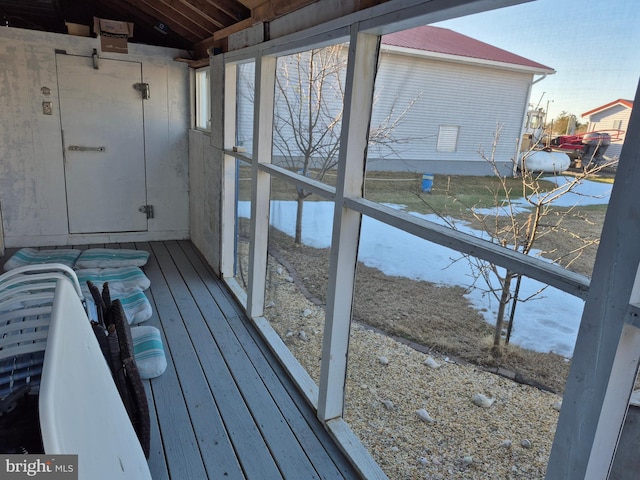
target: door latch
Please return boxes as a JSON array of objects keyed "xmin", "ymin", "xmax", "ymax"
[
  {"xmin": 68, "ymin": 145, "xmax": 106, "ymax": 152},
  {"xmin": 133, "ymin": 82, "xmax": 150, "ymax": 100},
  {"xmin": 139, "ymin": 205, "xmax": 154, "ymax": 219}
]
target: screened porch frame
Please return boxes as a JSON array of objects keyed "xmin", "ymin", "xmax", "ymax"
[{"xmin": 204, "ymin": 1, "xmax": 640, "ymax": 478}]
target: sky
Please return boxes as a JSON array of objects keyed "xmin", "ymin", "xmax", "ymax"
[
  {"xmin": 239, "ymin": 178, "xmax": 612, "ymax": 358},
  {"xmin": 433, "ymin": 0, "xmax": 640, "ymax": 122}
]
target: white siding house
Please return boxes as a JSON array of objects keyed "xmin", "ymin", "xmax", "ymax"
[
  {"xmin": 369, "ymin": 26, "xmax": 555, "ymax": 175},
  {"xmin": 0, "ymin": 27, "xmax": 190, "ymax": 249},
  {"xmin": 236, "ymin": 26, "xmax": 554, "ymax": 177},
  {"xmin": 582, "ymin": 99, "xmax": 634, "ymax": 159}
]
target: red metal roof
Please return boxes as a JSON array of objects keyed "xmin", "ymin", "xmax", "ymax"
[
  {"xmin": 381, "ymin": 25, "xmax": 554, "ymax": 72},
  {"xmin": 582, "ymin": 99, "xmax": 634, "ymax": 117}
]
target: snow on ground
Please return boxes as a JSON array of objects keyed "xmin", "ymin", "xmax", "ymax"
[
  {"xmin": 473, "ymin": 175, "xmax": 613, "ymax": 216},
  {"xmin": 238, "ymin": 178, "xmax": 612, "ymax": 358}
]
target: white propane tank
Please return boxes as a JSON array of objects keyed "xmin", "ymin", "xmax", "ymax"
[{"xmin": 518, "ymin": 150, "xmax": 570, "ymax": 173}]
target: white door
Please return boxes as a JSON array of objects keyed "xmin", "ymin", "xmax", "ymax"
[{"xmin": 57, "ymin": 54, "xmax": 148, "ymax": 234}]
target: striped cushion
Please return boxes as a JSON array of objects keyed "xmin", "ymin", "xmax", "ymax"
[
  {"xmin": 114, "ymin": 290, "xmax": 152, "ymax": 324},
  {"xmin": 75, "ymin": 249, "xmax": 150, "ymax": 269},
  {"xmin": 3, "ymin": 248, "xmax": 81, "ymax": 271},
  {"xmin": 76, "ymin": 267, "xmax": 151, "ymax": 294},
  {"xmin": 85, "ymin": 290, "xmax": 152, "ymax": 325},
  {"xmin": 131, "ymin": 326, "xmax": 166, "ymax": 379}
]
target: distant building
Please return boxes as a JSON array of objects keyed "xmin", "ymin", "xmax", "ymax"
[{"xmin": 582, "ymin": 99, "xmax": 634, "ymax": 159}]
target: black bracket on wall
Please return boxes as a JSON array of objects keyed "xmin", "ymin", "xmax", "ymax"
[{"xmin": 133, "ymin": 83, "xmax": 150, "ymax": 100}]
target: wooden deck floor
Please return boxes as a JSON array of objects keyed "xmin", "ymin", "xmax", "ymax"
[{"xmin": 1, "ymin": 240, "xmax": 360, "ymax": 480}]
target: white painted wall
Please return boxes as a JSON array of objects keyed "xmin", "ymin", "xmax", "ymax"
[
  {"xmin": 585, "ymin": 104, "xmax": 632, "ymax": 159},
  {"xmin": 188, "ymin": 129, "xmax": 221, "ymax": 271},
  {"xmin": 0, "ymin": 27, "xmax": 190, "ymax": 247}
]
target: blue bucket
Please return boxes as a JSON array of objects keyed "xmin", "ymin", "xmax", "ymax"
[{"xmin": 421, "ymin": 174, "xmax": 434, "ymax": 193}]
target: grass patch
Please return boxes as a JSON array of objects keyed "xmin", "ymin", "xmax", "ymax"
[
  {"xmin": 366, "ymin": 172, "xmax": 561, "ymax": 216},
  {"xmin": 266, "ymin": 170, "xmax": 563, "ymax": 217}
]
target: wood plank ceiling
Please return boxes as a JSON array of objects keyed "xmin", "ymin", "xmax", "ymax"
[{"xmin": 0, "ymin": 0, "xmax": 388, "ymax": 61}]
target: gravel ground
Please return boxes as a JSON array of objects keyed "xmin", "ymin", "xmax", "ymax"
[{"xmin": 262, "ymin": 259, "xmax": 562, "ymax": 480}]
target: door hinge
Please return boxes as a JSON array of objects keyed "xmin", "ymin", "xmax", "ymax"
[
  {"xmin": 139, "ymin": 205, "xmax": 154, "ymax": 219},
  {"xmin": 133, "ymin": 82, "xmax": 150, "ymax": 100}
]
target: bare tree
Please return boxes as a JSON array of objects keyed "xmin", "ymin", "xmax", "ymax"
[
  {"xmin": 272, "ymin": 45, "xmax": 421, "ymax": 244},
  {"xmin": 273, "ymin": 46, "xmax": 346, "ymax": 244},
  {"xmin": 237, "ymin": 46, "xmax": 421, "ymax": 244},
  {"xmin": 484, "ymin": 126, "xmax": 614, "ymax": 353},
  {"xmin": 432, "ymin": 124, "xmax": 614, "ymax": 354}
]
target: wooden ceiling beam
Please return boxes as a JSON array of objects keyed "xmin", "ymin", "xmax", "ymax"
[
  {"xmin": 176, "ymin": 0, "xmax": 236, "ymax": 30},
  {"xmin": 192, "ymin": 16, "xmax": 254, "ymax": 57},
  {"xmin": 97, "ymin": 0, "xmax": 147, "ymax": 20},
  {"xmin": 251, "ymin": 0, "xmax": 319, "ymax": 22},
  {"xmin": 96, "ymin": 0, "xmax": 194, "ymax": 48},
  {"xmin": 236, "ymin": 0, "xmax": 268, "ymax": 9},
  {"xmin": 122, "ymin": 0, "xmax": 211, "ymax": 41},
  {"xmin": 359, "ymin": 0, "xmax": 392, "ymax": 8},
  {"xmin": 117, "ymin": 0, "xmax": 204, "ymax": 42},
  {"xmin": 115, "ymin": 0, "xmax": 391, "ymax": 60},
  {"xmin": 191, "ymin": 0, "xmax": 320, "ymax": 56},
  {"xmin": 153, "ymin": 0, "xmax": 220, "ymax": 34},
  {"xmin": 199, "ymin": 0, "xmax": 250, "ymax": 23},
  {"xmin": 251, "ymin": 0, "xmax": 390, "ymax": 22},
  {"xmin": 191, "ymin": 0, "xmax": 383, "ymax": 58}
]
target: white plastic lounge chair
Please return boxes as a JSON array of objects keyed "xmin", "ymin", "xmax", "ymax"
[
  {"xmin": 0, "ymin": 264, "xmax": 84, "ymax": 398},
  {"xmin": 39, "ymin": 277, "xmax": 151, "ymax": 479}
]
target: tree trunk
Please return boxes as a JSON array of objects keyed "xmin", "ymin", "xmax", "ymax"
[
  {"xmin": 493, "ymin": 271, "xmax": 514, "ymax": 353},
  {"xmin": 505, "ymin": 274, "xmax": 523, "ymax": 345},
  {"xmin": 295, "ymin": 191, "xmax": 304, "ymax": 244}
]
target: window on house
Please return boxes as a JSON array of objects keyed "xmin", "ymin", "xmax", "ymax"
[
  {"xmin": 436, "ymin": 125, "xmax": 459, "ymax": 152},
  {"xmin": 195, "ymin": 67, "xmax": 210, "ymax": 131},
  {"xmin": 613, "ymin": 119, "xmax": 623, "ymax": 131}
]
